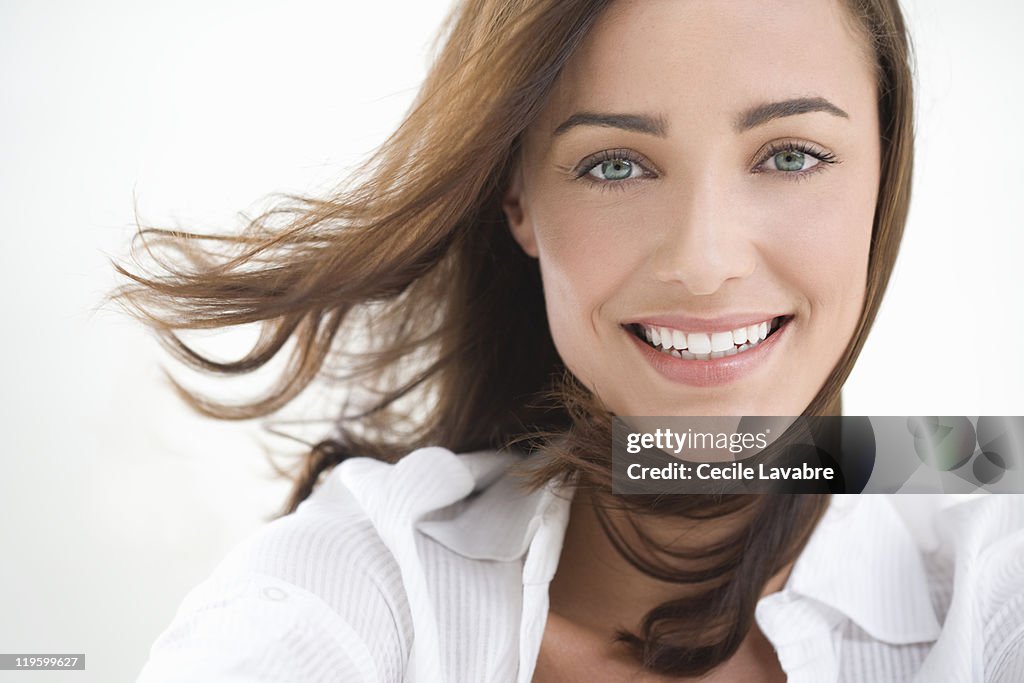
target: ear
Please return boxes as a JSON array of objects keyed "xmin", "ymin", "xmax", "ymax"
[{"xmin": 501, "ymin": 165, "xmax": 539, "ymax": 258}]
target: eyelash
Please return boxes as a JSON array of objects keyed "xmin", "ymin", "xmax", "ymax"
[
  {"xmin": 751, "ymin": 140, "xmax": 839, "ymax": 179},
  {"xmin": 573, "ymin": 140, "xmax": 840, "ymax": 191},
  {"xmin": 573, "ymin": 148, "xmax": 657, "ymax": 191}
]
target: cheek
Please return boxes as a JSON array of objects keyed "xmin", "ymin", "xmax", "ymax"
[
  {"xmin": 529, "ymin": 194, "xmax": 652, "ymax": 369},
  {"xmin": 775, "ymin": 207, "xmax": 868, "ymax": 293},
  {"xmin": 759, "ymin": 177, "xmax": 875, "ymax": 356}
]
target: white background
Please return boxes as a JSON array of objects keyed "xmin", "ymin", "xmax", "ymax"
[{"xmin": 0, "ymin": 1, "xmax": 1021, "ymax": 681}]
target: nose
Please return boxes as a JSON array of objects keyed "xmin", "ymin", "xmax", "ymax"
[{"xmin": 652, "ymin": 172, "xmax": 757, "ymax": 295}]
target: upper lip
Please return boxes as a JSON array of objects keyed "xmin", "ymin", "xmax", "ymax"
[{"xmin": 624, "ymin": 313, "xmax": 789, "ymax": 334}]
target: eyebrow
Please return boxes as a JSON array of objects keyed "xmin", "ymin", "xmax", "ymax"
[
  {"xmin": 736, "ymin": 97, "xmax": 849, "ymax": 132},
  {"xmin": 552, "ymin": 112, "xmax": 668, "ymax": 138},
  {"xmin": 551, "ymin": 97, "xmax": 849, "ymax": 139}
]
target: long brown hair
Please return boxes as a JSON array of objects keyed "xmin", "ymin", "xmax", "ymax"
[{"xmin": 110, "ymin": 0, "xmax": 914, "ymax": 676}]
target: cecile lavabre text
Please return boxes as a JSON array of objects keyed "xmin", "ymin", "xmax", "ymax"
[{"xmin": 626, "ymin": 461, "xmax": 836, "ymax": 481}]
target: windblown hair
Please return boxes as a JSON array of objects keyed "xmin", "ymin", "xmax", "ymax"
[{"xmin": 110, "ymin": 0, "xmax": 914, "ymax": 676}]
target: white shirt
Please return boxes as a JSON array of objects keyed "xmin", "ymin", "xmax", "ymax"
[{"xmin": 137, "ymin": 447, "xmax": 1024, "ymax": 682}]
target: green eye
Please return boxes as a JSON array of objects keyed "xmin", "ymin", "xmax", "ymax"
[
  {"xmin": 755, "ymin": 141, "xmax": 837, "ymax": 177},
  {"xmin": 591, "ymin": 159, "xmax": 635, "ymax": 181},
  {"xmin": 773, "ymin": 150, "xmax": 807, "ymax": 172}
]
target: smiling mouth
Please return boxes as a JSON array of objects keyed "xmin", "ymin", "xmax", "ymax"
[{"xmin": 628, "ymin": 316, "xmax": 791, "ymax": 361}]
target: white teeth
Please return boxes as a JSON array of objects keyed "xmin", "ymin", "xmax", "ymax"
[
  {"xmin": 672, "ymin": 329, "xmax": 687, "ymax": 350},
  {"xmin": 660, "ymin": 327, "xmax": 673, "ymax": 350},
  {"xmin": 710, "ymin": 332, "xmax": 733, "ymax": 352},
  {"xmin": 687, "ymin": 332, "xmax": 712, "ymax": 354},
  {"xmin": 638, "ymin": 317, "xmax": 784, "ymax": 361}
]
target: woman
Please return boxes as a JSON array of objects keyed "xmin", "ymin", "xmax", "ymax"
[{"xmin": 122, "ymin": 0, "xmax": 1023, "ymax": 681}]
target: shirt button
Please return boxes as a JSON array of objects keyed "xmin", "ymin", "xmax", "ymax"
[{"xmin": 261, "ymin": 586, "xmax": 289, "ymax": 601}]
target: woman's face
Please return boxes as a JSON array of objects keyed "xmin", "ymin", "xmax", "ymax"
[{"xmin": 503, "ymin": 0, "xmax": 880, "ymax": 416}]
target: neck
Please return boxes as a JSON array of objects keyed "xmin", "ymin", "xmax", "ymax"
[{"xmin": 548, "ymin": 485, "xmax": 795, "ymax": 637}]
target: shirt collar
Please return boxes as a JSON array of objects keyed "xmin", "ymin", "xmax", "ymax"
[
  {"xmin": 415, "ymin": 450, "xmax": 573, "ymax": 564},
  {"xmin": 785, "ymin": 495, "xmax": 942, "ymax": 645},
  {"xmin": 363, "ymin": 449, "xmax": 941, "ymax": 646}
]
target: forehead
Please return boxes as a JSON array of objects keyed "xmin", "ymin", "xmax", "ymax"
[{"xmin": 535, "ymin": 0, "xmax": 876, "ymax": 137}]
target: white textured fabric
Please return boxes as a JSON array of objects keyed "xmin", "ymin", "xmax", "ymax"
[{"xmin": 138, "ymin": 447, "xmax": 1024, "ymax": 683}]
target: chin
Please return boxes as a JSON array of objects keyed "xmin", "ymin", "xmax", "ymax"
[{"xmin": 609, "ymin": 387, "xmax": 809, "ymax": 418}]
